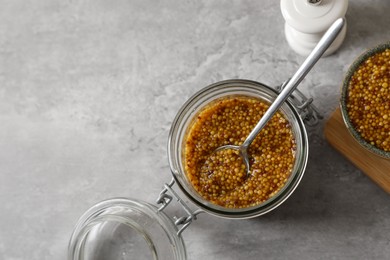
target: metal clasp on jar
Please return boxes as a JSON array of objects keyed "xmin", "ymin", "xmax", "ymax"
[
  {"xmin": 156, "ymin": 178, "xmax": 204, "ymax": 236},
  {"xmin": 276, "ymin": 80, "xmax": 323, "ymax": 126}
]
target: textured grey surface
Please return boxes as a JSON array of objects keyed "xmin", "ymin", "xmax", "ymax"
[{"xmin": 1, "ymin": 0, "xmax": 390, "ymax": 259}]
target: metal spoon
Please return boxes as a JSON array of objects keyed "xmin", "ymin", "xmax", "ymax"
[{"xmin": 215, "ymin": 18, "xmax": 345, "ymax": 176}]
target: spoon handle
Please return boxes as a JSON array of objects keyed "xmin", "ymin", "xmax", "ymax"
[{"xmin": 242, "ymin": 18, "xmax": 345, "ymax": 149}]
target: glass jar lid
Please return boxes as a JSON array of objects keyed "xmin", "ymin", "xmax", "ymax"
[{"xmin": 68, "ymin": 198, "xmax": 187, "ymax": 260}]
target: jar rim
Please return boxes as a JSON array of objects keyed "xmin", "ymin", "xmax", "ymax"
[{"xmin": 167, "ymin": 79, "xmax": 309, "ymax": 218}]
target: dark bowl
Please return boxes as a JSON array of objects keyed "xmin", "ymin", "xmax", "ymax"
[{"xmin": 340, "ymin": 42, "xmax": 390, "ymax": 159}]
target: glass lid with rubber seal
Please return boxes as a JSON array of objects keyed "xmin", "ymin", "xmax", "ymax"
[{"xmin": 68, "ymin": 198, "xmax": 187, "ymax": 260}]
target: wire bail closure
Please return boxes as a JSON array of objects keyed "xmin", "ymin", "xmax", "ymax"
[
  {"xmin": 276, "ymin": 80, "xmax": 322, "ymax": 126},
  {"xmin": 156, "ymin": 178, "xmax": 204, "ymax": 236}
]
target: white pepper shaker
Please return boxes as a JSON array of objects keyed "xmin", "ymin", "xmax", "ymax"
[{"xmin": 280, "ymin": 0, "xmax": 348, "ymax": 56}]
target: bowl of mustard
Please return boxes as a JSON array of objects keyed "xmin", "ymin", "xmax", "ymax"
[{"xmin": 340, "ymin": 42, "xmax": 390, "ymax": 159}]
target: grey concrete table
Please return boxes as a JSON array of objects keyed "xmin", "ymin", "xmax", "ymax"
[{"xmin": 1, "ymin": 0, "xmax": 389, "ymax": 259}]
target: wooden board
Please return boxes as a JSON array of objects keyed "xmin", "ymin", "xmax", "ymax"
[{"xmin": 324, "ymin": 108, "xmax": 390, "ymax": 193}]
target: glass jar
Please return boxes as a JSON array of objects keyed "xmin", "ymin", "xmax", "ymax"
[
  {"xmin": 69, "ymin": 79, "xmax": 319, "ymax": 259},
  {"xmin": 168, "ymin": 79, "xmax": 313, "ymax": 218}
]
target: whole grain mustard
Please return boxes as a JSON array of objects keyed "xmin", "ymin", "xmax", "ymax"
[
  {"xmin": 346, "ymin": 48, "xmax": 390, "ymax": 152},
  {"xmin": 184, "ymin": 96, "xmax": 296, "ymax": 208}
]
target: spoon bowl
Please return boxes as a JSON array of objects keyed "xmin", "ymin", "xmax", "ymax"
[{"xmin": 215, "ymin": 144, "xmax": 251, "ymax": 175}]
